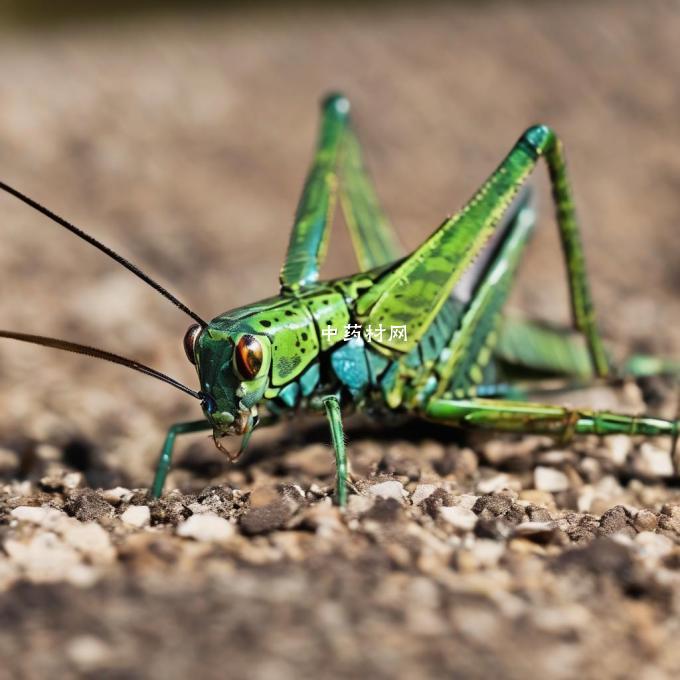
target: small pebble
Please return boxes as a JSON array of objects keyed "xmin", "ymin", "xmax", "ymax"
[
  {"xmin": 513, "ymin": 521, "xmax": 563, "ymax": 544},
  {"xmin": 101, "ymin": 487, "xmax": 132, "ymax": 506},
  {"xmin": 346, "ymin": 494, "xmax": 374, "ymax": 514},
  {"xmin": 62, "ymin": 523, "xmax": 115, "ymax": 563},
  {"xmin": 634, "ymin": 443, "xmax": 674, "ymax": 478},
  {"xmin": 520, "ymin": 489, "xmax": 557, "ymax": 511},
  {"xmin": 241, "ymin": 498, "xmax": 293, "ymax": 535},
  {"xmin": 249, "ymin": 486, "xmax": 281, "ymax": 508},
  {"xmin": 477, "ymin": 474, "xmax": 517, "ymax": 494},
  {"xmin": 66, "ymin": 635, "xmax": 112, "ymax": 672},
  {"xmin": 635, "ymin": 531, "xmax": 673, "ymax": 560},
  {"xmin": 11, "ymin": 506, "xmax": 66, "ymax": 529},
  {"xmin": 411, "ymin": 484, "xmax": 437, "ymax": 506},
  {"xmin": 473, "ymin": 494, "xmax": 512, "ymax": 517},
  {"xmin": 658, "ymin": 504, "xmax": 680, "ymax": 534},
  {"xmin": 469, "ymin": 539, "xmax": 505, "ymax": 568},
  {"xmin": 64, "ymin": 490, "xmax": 114, "ymax": 522},
  {"xmin": 39, "ymin": 471, "xmax": 84, "ymax": 492},
  {"xmin": 538, "ymin": 450, "xmax": 574, "ymax": 466},
  {"xmin": 605, "ymin": 435, "xmax": 631, "ymax": 465},
  {"xmin": 177, "ymin": 513, "xmax": 235, "ymax": 542},
  {"xmin": 438, "ymin": 505, "xmax": 478, "ymax": 531},
  {"xmin": 4, "ymin": 533, "xmax": 82, "ymax": 584},
  {"xmin": 577, "ymin": 486, "xmax": 595, "ymax": 513},
  {"xmin": 363, "ymin": 497, "xmax": 403, "ymax": 523},
  {"xmin": 599, "ymin": 505, "xmax": 635, "ymax": 537},
  {"xmin": 534, "ymin": 467, "xmax": 569, "ymax": 492},
  {"xmin": 526, "ymin": 505, "xmax": 553, "ymax": 522},
  {"xmin": 634, "ymin": 509, "xmax": 658, "ymax": 532},
  {"xmin": 452, "ymin": 494, "xmax": 480, "ymax": 510},
  {"xmin": 121, "ymin": 505, "xmax": 151, "ymax": 528},
  {"xmin": 367, "ymin": 480, "xmax": 407, "ymax": 502}
]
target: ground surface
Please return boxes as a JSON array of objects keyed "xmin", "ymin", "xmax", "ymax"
[{"xmin": 0, "ymin": 2, "xmax": 679, "ymax": 678}]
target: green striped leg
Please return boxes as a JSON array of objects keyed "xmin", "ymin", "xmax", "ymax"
[
  {"xmin": 425, "ymin": 397, "xmax": 678, "ymax": 440},
  {"xmin": 152, "ymin": 419, "xmax": 212, "ymax": 498},
  {"xmin": 151, "ymin": 415, "xmax": 281, "ymax": 497},
  {"xmin": 337, "ymin": 107, "xmax": 402, "ymax": 269},
  {"xmin": 280, "ymin": 94, "xmax": 401, "ymax": 291},
  {"xmin": 357, "ymin": 125, "xmax": 610, "ymax": 379},
  {"xmin": 538, "ymin": 129, "xmax": 610, "ymax": 378},
  {"xmin": 322, "ymin": 395, "xmax": 348, "ymax": 506}
]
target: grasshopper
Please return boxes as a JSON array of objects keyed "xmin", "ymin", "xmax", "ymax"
[{"xmin": 1, "ymin": 93, "xmax": 678, "ymax": 505}]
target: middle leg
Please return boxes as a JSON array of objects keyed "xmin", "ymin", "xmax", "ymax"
[{"xmin": 322, "ymin": 395, "xmax": 349, "ymax": 506}]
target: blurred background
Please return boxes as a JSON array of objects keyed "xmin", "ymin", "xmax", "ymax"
[
  {"xmin": 0, "ymin": 0, "xmax": 679, "ymax": 483},
  {"xmin": 0, "ymin": 2, "xmax": 679, "ymax": 678}
]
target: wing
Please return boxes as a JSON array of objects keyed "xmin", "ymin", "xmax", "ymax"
[
  {"xmin": 495, "ymin": 316, "xmax": 594, "ymax": 379},
  {"xmin": 355, "ymin": 132, "xmax": 540, "ymax": 355}
]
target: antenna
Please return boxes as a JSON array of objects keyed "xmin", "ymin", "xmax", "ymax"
[
  {"xmin": 0, "ymin": 330, "xmax": 203, "ymax": 400},
  {"xmin": 0, "ymin": 180, "xmax": 208, "ymax": 327}
]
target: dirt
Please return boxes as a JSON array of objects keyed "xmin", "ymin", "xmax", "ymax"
[{"xmin": 0, "ymin": 2, "xmax": 679, "ymax": 679}]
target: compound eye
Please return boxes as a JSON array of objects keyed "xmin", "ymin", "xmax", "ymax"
[
  {"xmin": 183, "ymin": 324, "xmax": 202, "ymax": 365},
  {"xmin": 234, "ymin": 334, "xmax": 263, "ymax": 380}
]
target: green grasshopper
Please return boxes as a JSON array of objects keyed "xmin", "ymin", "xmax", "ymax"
[{"xmin": 1, "ymin": 93, "xmax": 678, "ymax": 506}]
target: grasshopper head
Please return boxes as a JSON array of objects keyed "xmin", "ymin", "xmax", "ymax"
[{"xmin": 183, "ymin": 323, "xmax": 271, "ymax": 457}]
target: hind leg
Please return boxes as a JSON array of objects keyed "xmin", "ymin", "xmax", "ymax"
[{"xmin": 424, "ymin": 397, "xmax": 678, "ymax": 441}]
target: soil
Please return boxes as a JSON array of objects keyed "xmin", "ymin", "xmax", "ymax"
[{"xmin": 0, "ymin": 2, "xmax": 679, "ymax": 679}]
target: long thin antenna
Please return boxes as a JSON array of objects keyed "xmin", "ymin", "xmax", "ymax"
[
  {"xmin": 0, "ymin": 180, "xmax": 208, "ymax": 327},
  {"xmin": 0, "ymin": 330, "xmax": 203, "ymax": 400}
]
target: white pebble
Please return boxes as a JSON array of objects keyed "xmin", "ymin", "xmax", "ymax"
[
  {"xmin": 513, "ymin": 521, "xmax": 558, "ymax": 537},
  {"xmin": 635, "ymin": 531, "xmax": 673, "ymax": 560},
  {"xmin": 577, "ymin": 486, "xmax": 595, "ymax": 513},
  {"xmin": 62, "ymin": 472, "xmax": 84, "ymax": 490},
  {"xmin": 11, "ymin": 506, "xmax": 67, "ymax": 529},
  {"xmin": 451, "ymin": 494, "xmax": 479, "ymax": 510},
  {"xmin": 438, "ymin": 505, "xmax": 478, "ymax": 531},
  {"xmin": 411, "ymin": 484, "xmax": 437, "ymax": 506},
  {"xmin": 4, "ymin": 533, "xmax": 81, "ymax": 583},
  {"xmin": 477, "ymin": 474, "xmax": 517, "ymax": 494},
  {"xmin": 101, "ymin": 487, "xmax": 132, "ymax": 505},
  {"xmin": 10, "ymin": 506, "xmax": 114, "ymax": 564},
  {"xmin": 534, "ymin": 467, "xmax": 569, "ymax": 492},
  {"xmin": 367, "ymin": 480, "xmax": 407, "ymax": 502},
  {"xmin": 62, "ymin": 522, "xmax": 115, "ymax": 563},
  {"xmin": 469, "ymin": 539, "xmax": 505, "ymax": 568},
  {"xmin": 635, "ymin": 443, "xmax": 674, "ymax": 478},
  {"xmin": 606, "ymin": 435, "xmax": 631, "ymax": 465},
  {"xmin": 67, "ymin": 635, "xmax": 112, "ymax": 672},
  {"xmin": 346, "ymin": 494, "xmax": 374, "ymax": 514},
  {"xmin": 177, "ymin": 512, "xmax": 235, "ymax": 542},
  {"xmin": 120, "ymin": 505, "xmax": 151, "ymax": 528}
]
